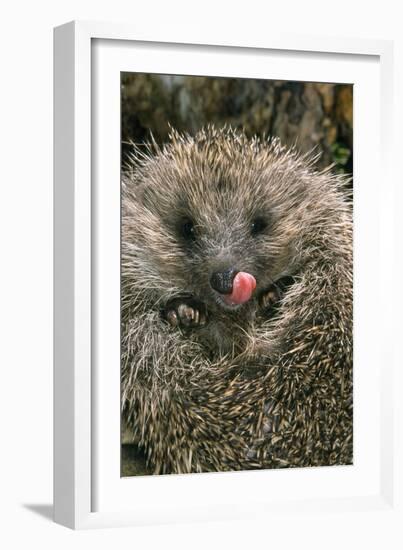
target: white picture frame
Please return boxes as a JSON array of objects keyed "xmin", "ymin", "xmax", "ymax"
[{"xmin": 54, "ymin": 20, "xmax": 400, "ymax": 531}]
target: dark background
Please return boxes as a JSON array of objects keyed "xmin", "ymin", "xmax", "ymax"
[{"xmin": 121, "ymin": 74, "xmax": 353, "ymax": 176}]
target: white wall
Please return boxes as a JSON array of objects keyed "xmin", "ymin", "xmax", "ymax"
[{"xmin": 0, "ymin": 1, "xmax": 401, "ymax": 548}]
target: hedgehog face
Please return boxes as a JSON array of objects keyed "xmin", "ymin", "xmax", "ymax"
[
  {"xmin": 167, "ymin": 200, "xmax": 280, "ymax": 312},
  {"xmin": 128, "ymin": 166, "xmax": 302, "ymax": 316},
  {"xmin": 122, "ymin": 128, "xmax": 341, "ymax": 321}
]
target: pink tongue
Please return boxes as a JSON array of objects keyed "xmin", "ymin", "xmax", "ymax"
[{"xmin": 223, "ymin": 272, "xmax": 256, "ymax": 306}]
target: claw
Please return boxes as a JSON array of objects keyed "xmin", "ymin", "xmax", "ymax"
[
  {"xmin": 166, "ymin": 309, "xmax": 179, "ymax": 327},
  {"xmin": 164, "ymin": 298, "xmax": 207, "ymax": 329},
  {"xmin": 259, "ymin": 277, "xmax": 295, "ymax": 315},
  {"xmin": 260, "ymin": 288, "xmax": 280, "ymax": 310}
]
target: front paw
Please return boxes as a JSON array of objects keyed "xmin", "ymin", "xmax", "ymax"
[
  {"xmin": 164, "ymin": 298, "xmax": 207, "ymax": 329},
  {"xmin": 259, "ymin": 286, "xmax": 282, "ymax": 311},
  {"xmin": 259, "ymin": 276, "xmax": 295, "ymax": 315}
]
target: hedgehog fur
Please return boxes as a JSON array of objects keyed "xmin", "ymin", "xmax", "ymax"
[{"xmin": 121, "ymin": 126, "xmax": 353, "ymax": 475}]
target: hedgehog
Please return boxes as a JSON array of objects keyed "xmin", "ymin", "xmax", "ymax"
[{"xmin": 121, "ymin": 126, "xmax": 353, "ymax": 475}]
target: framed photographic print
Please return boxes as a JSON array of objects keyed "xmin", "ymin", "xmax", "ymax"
[{"xmin": 54, "ymin": 21, "xmax": 399, "ymax": 531}]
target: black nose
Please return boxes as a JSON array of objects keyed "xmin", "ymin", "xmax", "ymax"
[{"xmin": 210, "ymin": 268, "xmax": 238, "ymax": 295}]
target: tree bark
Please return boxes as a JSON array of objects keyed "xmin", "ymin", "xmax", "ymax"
[{"xmin": 121, "ymin": 74, "xmax": 353, "ymax": 175}]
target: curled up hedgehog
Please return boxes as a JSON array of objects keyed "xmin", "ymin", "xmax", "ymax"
[{"xmin": 121, "ymin": 126, "xmax": 353, "ymax": 475}]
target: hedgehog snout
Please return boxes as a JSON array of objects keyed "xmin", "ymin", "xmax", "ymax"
[{"xmin": 210, "ymin": 267, "xmax": 238, "ymax": 294}]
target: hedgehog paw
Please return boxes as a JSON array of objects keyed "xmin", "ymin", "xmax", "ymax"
[
  {"xmin": 164, "ymin": 298, "xmax": 207, "ymax": 329},
  {"xmin": 259, "ymin": 286, "xmax": 282, "ymax": 311},
  {"xmin": 259, "ymin": 284, "xmax": 285, "ymax": 316},
  {"xmin": 259, "ymin": 276, "xmax": 295, "ymax": 316}
]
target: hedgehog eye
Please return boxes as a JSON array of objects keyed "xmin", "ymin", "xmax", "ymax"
[
  {"xmin": 181, "ymin": 219, "xmax": 196, "ymax": 241},
  {"xmin": 251, "ymin": 217, "xmax": 268, "ymax": 236}
]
